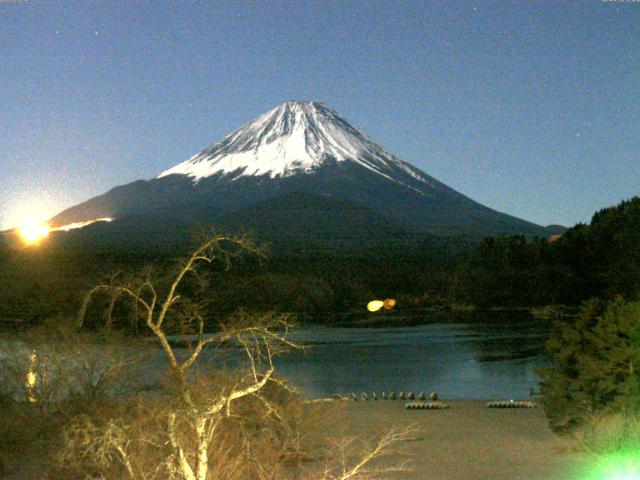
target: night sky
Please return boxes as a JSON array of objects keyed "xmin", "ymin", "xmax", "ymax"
[{"xmin": 1, "ymin": 0, "xmax": 638, "ymax": 230}]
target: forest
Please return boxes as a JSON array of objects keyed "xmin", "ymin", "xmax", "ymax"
[{"xmin": 0, "ymin": 196, "xmax": 638, "ymax": 329}]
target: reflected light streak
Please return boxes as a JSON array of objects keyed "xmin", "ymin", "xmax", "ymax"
[{"xmin": 53, "ymin": 217, "xmax": 113, "ymax": 231}]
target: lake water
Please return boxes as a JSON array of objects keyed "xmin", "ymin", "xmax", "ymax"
[
  {"xmin": 271, "ymin": 313, "xmax": 552, "ymax": 399},
  {"xmin": 1, "ymin": 312, "xmax": 553, "ymax": 401}
]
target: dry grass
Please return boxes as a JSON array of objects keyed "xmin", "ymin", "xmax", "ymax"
[
  {"xmin": 573, "ymin": 411, "xmax": 640, "ymax": 456},
  {"xmin": 318, "ymin": 399, "xmax": 587, "ymax": 480}
]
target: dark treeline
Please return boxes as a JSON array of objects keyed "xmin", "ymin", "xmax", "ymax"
[
  {"xmin": 0, "ymin": 235, "xmax": 468, "ymax": 328},
  {"xmin": 453, "ymin": 196, "xmax": 640, "ymax": 307},
  {"xmin": 1, "ymin": 196, "xmax": 638, "ymax": 329}
]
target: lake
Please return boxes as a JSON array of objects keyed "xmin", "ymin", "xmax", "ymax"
[
  {"xmin": 0, "ymin": 312, "xmax": 553, "ymax": 402},
  {"xmin": 271, "ymin": 313, "xmax": 552, "ymax": 399}
]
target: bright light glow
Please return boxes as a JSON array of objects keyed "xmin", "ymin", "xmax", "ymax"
[
  {"xmin": 19, "ymin": 220, "xmax": 50, "ymax": 245},
  {"xmin": 383, "ymin": 298, "xmax": 397, "ymax": 310},
  {"xmin": 367, "ymin": 300, "xmax": 385, "ymax": 312},
  {"xmin": 26, "ymin": 348, "xmax": 37, "ymax": 403},
  {"xmin": 581, "ymin": 452, "xmax": 640, "ymax": 480},
  {"xmin": 367, "ymin": 299, "xmax": 397, "ymax": 312}
]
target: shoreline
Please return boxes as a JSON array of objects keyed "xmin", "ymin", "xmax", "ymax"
[{"xmin": 312, "ymin": 399, "xmax": 587, "ymax": 480}]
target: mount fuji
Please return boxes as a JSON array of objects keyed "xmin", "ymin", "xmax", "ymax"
[{"xmin": 49, "ymin": 101, "xmax": 554, "ymax": 246}]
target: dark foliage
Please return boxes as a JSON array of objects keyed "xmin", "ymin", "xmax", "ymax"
[
  {"xmin": 1, "ymin": 196, "xmax": 638, "ymax": 330},
  {"xmin": 538, "ymin": 298, "xmax": 640, "ymax": 432},
  {"xmin": 453, "ymin": 196, "xmax": 640, "ymax": 307}
]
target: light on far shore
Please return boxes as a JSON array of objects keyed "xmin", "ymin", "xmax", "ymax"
[
  {"xmin": 367, "ymin": 298, "xmax": 397, "ymax": 312},
  {"xmin": 384, "ymin": 298, "xmax": 397, "ymax": 310},
  {"xmin": 367, "ymin": 300, "xmax": 385, "ymax": 312}
]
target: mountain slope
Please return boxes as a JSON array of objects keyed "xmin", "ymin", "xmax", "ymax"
[{"xmin": 50, "ymin": 101, "xmax": 550, "ymax": 239}]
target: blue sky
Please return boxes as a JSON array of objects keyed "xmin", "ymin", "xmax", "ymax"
[{"xmin": 1, "ymin": 0, "xmax": 638, "ymax": 229}]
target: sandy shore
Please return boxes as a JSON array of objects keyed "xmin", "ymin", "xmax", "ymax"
[{"xmin": 319, "ymin": 399, "xmax": 588, "ymax": 480}]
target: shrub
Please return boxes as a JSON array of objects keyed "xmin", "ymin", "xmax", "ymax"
[{"xmin": 575, "ymin": 412, "xmax": 640, "ymax": 455}]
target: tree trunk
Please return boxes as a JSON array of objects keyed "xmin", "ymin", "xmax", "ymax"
[
  {"xmin": 168, "ymin": 413, "xmax": 196, "ymax": 480},
  {"xmin": 196, "ymin": 416, "xmax": 209, "ymax": 480}
]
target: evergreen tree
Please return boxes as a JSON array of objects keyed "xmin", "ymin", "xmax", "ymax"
[{"xmin": 539, "ymin": 298, "xmax": 640, "ymax": 432}]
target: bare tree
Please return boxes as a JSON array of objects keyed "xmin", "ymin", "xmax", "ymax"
[
  {"xmin": 73, "ymin": 233, "xmax": 416, "ymax": 480},
  {"xmin": 77, "ymin": 234, "xmax": 305, "ymax": 480},
  {"xmin": 318, "ymin": 426, "xmax": 417, "ymax": 480}
]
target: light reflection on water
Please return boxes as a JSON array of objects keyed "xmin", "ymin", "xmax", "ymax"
[{"xmin": 270, "ymin": 315, "xmax": 552, "ymax": 399}]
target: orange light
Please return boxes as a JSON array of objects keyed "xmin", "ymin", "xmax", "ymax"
[{"xmin": 383, "ymin": 298, "xmax": 397, "ymax": 310}]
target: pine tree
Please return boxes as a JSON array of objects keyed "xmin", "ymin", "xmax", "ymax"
[{"xmin": 538, "ymin": 298, "xmax": 640, "ymax": 432}]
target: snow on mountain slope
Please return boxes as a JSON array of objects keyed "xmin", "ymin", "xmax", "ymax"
[{"xmin": 157, "ymin": 101, "xmax": 436, "ymax": 193}]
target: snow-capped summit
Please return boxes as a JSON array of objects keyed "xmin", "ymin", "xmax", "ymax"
[{"xmin": 157, "ymin": 101, "xmax": 433, "ymax": 192}]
